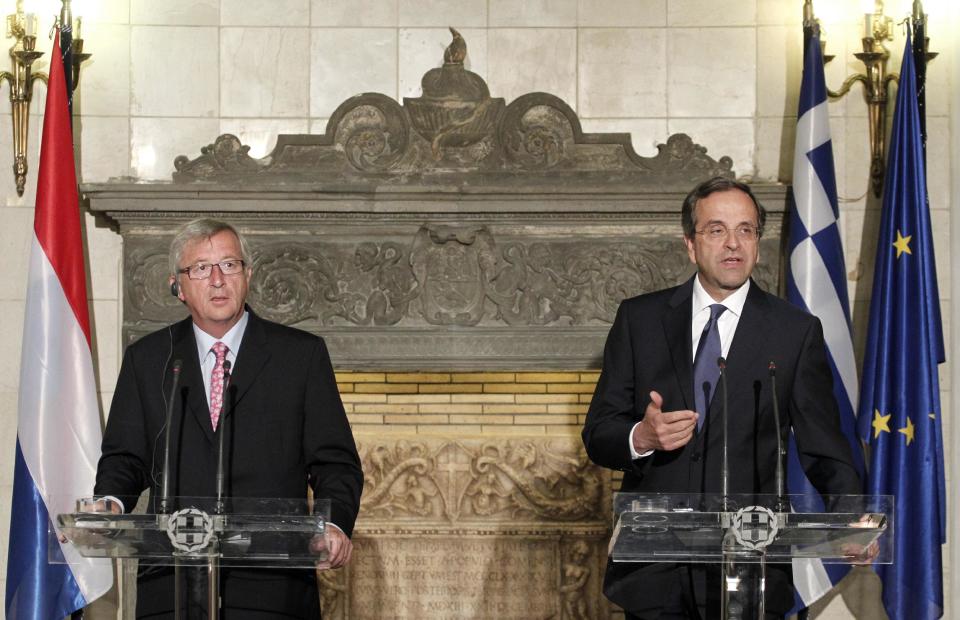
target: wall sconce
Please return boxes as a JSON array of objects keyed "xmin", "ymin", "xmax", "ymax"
[
  {"xmin": 0, "ymin": 0, "xmax": 90, "ymax": 196},
  {"xmin": 812, "ymin": 0, "xmax": 935, "ymax": 198}
]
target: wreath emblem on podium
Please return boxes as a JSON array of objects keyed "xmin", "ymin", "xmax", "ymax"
[
  {"xmin": 731, "ymin": 506, "xmax": 779, "ymax": 551},
  {"xmin": 166, "ymin": 507, "xmax": 215, "ymax": 553}
]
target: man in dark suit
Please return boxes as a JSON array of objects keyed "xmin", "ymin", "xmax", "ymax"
[
  {"xmin": 582, "ymin": 177, "xmax": 861, "ymax": 619},
  {"xmin": 95, "ymin": 219, "xmax": 363, "ymax": 618}
]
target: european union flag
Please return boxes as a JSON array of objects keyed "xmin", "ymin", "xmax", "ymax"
[{"xmin": 856, "ymin": 31, "xmax": 945, "ymax": 620}]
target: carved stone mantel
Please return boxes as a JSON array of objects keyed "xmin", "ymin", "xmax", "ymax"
[
  {"xmin": 82, "ymin": 28, "xmax": 789, "ymax": 370},
  {"xmin": 84, "ymin": 180, "xmax": 787, "ymax": 369}
]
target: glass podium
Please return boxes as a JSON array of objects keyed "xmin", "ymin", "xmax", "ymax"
[
  {"xmin": 56, "ymin": 496, "xmax": 332, "ymax": 619},
  {"xmin": 610, "ymin": 493, "xmax": 892, "ymax": 620}
]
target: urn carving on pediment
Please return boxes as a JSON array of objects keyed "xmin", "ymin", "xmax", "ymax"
[{"xmin": 403, "ymin": 28, "xmax": 505, "ymax": 155}]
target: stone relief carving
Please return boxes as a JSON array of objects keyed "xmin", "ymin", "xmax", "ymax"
[
  {"xmin": 405, "ymin": 28, "xmax": 505, "ymax": 158},
  {"xmin": 316, "ymin": 568, "xmax": 347, "ymax": 618},
  {"xmin": 256, "ymin": 230, "xmax": 694, "ymax": 327},
  {"xmin": 358, "ymin": 438, "xmax": 606, "ymax": 523},
  {"xmin": 172, "ymin": 29, "xmax": 732, "ymax": 185},
  {"xmin": 125, "ymin": 229, "xmax": 782, "ymax": 331},
  {"xmin": 559, "ymin": 540, "xmax": 592, "ymax": 620},
  {"xmin": 124, "ymin": 229, "xmax": 778, "ymax": 337},
  {"xmin": 125, "ymin": 245, "xmax": 189, "ymax": 324},
  {"xmin": 410, "ymin": 225, "xmax": 497, "ymax": 326},
  {"xmin": 336, "ymin": 95, "xmax": 410, "ymax": 172}
]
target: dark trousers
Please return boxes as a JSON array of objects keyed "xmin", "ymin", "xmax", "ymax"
[{"xmin": 623, "ymin": 565, "xmax": 784, "ymax": 620}]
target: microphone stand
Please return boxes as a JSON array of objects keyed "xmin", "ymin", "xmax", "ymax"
[
  {"xmin": 158, "ymin": 359, "xmax": 183, "ymax": 620},
  {"xmin": 768, "ymin": 362, "xmax": 787, "ymax": 513},
  {"xmin": 717, "ymin": 357, "xmax": 730, "ymax": 513},
  {"xmin": 159, "ymin": 360, "xmax": 183, "ymax": 515},
  {"xmin": 210, "ymin": 360, "xmax": 232, "ymax": 620}
]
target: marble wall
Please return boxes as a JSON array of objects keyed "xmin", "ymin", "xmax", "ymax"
[{"xmin": 0, "ymin": 1, "xmax": 956, "ymax": 618}]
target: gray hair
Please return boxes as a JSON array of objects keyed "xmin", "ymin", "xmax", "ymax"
[{"xmin": 169, "ymin": 218, "xmax": 252, "ymax": 276}]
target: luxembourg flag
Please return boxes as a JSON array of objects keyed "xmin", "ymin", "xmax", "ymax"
[{"xmin": 5, "ymin": 33, "xmax": 113, "ymax": 618}]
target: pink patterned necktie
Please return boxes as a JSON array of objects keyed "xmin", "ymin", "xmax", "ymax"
[{"xmin": 209, "ymin": 341, "xmax": 229, "ymax": 430}]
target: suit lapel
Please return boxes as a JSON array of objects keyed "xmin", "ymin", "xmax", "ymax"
[
  {"xmin": 662, "ymin": 278, "xmax": 695, "ymax": 411},
  {"xmin": 227, "ymin": 310, "xmax": 271, "ymax": 409},
  {"xmin": 169, "ymin": 318, "xmax": 216, "ymax": 445},
  {"xmin": 705, "ymin": 280, "xmax": 771, "ymax": 428}
]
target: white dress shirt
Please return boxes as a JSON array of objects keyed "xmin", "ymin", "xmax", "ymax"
[
  {"xmin": 628, "ymin": 276, "xmax": 752, "ymax": 459},
  {"xmin": 194, "ymin": 311, "xmax": 248, "ymax": 406}
]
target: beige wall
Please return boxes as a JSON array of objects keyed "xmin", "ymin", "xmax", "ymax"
[{"xmin": 0, "ymin": 1, "xmax": 955, "ymax": 618}]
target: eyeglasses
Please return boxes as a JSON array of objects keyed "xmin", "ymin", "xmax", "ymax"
[
  {"xmin": 177, "ymin": 259, "xmax": 246, "ymax": 280},
  {"xmin": 695, "ymin": 223, "xmax": 761, "ymax": 242}
]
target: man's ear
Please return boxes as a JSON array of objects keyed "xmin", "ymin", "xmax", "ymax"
[
  {"xmin": 683, "ymin": 236, "xmax": 697, "ymax": 264},
  {"xmin": 169, "ymin": 276, "xmax": 183, "ymax": 301}
]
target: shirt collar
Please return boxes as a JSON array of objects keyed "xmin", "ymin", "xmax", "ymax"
[
  {"xmin": 692, "ymin": 276, "xmax": 750, "ymax": 318},
  {"xmin": 193, "ymin": 311, "xmax": 249, "ymax": 360}
]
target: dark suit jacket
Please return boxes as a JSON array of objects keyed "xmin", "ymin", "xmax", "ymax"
[
  {"xmin": 582, "ymin": 277, "xmax": 861, "ymax": 615},
  {"xmin": 95, "ymin": 309, "xmax": 363, "ymax": 618}
]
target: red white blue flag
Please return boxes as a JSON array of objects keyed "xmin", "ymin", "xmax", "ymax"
[{"xmin": 5, "ymin": 32, "xmax": 112, "ymax": 619}]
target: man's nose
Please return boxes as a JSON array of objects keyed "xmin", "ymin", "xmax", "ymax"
[
  {"xmin": 208, "ymin": 264, "xmax": 226, "ymax": 285},
  {"xmin": 723, "ymin": 229, "xmax": 741, "ymax": 249}
]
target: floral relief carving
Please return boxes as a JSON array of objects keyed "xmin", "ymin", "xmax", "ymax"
[
  {"xmin": 334, "ymin": 95, "xmax": 409, "ymax": 172},
  {"xmin": 248, "ymin": 245, "xmax": 322, "ymax": 325},
  {"xmin": 500, "ymin": 95, "xmax": 576, "ymax": 170},
  {"xmin": 232, "ymin": 232, "xmax": 694, "ymax": 328},
  {"xmin": 353, "ymin": 242, "xmax": 420, "ymax": 326},
  {"xmin": 173, "ymin": 134, "xmax": 260, "ymax": 180},
  {"xmin": 126, "ymin": 246, "xmax": 189, "ymax": 324},
  {"xmin": 357, "ymin": 438, "xmax": 606, "ymax": 523}
]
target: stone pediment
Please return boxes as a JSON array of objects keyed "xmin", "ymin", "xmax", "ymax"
[
  {"xmin": 84, "ymin": 27, "xmax": 787, "ymax": 370},
  {"xmin": 172, "ymin": 28, "xmax": 732, "ymax": 190}
]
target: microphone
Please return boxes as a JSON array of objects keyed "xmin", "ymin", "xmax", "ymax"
[
  {"xmin": 215, "ymin": 360, "xmax": 232, "ymax": 515},
  {"xmin": 159, "ymin": 360, "xmax": 183, "ymax": 515},
  {"xmin": 717, "ymin": 356, "xmax": 730, "ymax": 511},
  {"xmin": 768, "ymin": 361, "xmax": 787, "ymax": 512}
]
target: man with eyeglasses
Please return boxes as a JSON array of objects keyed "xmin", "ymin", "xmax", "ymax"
[
  {"xmin": 95, "ymin": 218, "xmax": 363, "ymax": 618},
  {"xmin": 583, "ymin": 177, "xmax": 861, "ymax": 619}
]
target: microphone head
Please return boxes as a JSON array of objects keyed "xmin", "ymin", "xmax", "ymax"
[
  {"xmin": 716, "ymin": 356, "xmax": 726, "ymax": 370},
  {"xmin": 222, "ymin": 360, "xmax": 232, "ymax": 373},
  {"xmin": 171, "ymin": 359, "xmax": 183, "ymax": 374},
  {"xmin": 768, "ymin": 360, "xmax": 777, "ymax": 375}
]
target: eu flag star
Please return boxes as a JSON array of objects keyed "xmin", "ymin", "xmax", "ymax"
[
  {"xmin": 898, "ymin": 416, "xmax": 915, "ymax": 445},
  {"xmin": 893, "ymin": 230, "xmax": 912, "ymax": 258},
  {"xmin": 872, "ymin": 409, "xmax": 891, "ymax": 439}
]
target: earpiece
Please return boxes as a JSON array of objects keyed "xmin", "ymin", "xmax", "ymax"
[{"xmin": 170, "ymin": 280, "xmax": 179, "ymax": 297}]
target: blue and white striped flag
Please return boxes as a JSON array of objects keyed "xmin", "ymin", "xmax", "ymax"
[{"xmin": 784, "ymin": 25, "xmax": 865, "ymax": 610}]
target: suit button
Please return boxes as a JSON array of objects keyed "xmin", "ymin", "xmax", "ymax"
[{"xmin": 690, "ymin": 452, "xmax": 701, "ymax": 462}]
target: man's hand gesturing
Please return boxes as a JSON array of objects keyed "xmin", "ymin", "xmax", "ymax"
[{"xmin": 631, "ymin": 390, "xmax": 699, "ymax": 453}]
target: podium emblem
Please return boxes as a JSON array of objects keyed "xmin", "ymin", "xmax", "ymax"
[
  {"xmin": 166, "ymin": 508, "xmax": 215, "ymax": 553},
  {"xmin": 731, "ymin": 506, "xmax": 779, "ymax": 550}
]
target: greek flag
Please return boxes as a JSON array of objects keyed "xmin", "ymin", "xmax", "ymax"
[{"xmin": 784, "ymin": 25, "xmax": 865, "ymax": 609}]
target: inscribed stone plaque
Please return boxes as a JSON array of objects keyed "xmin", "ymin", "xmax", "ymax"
[
  {"xmin": 316, "ymin": 435, "xmax": 611, "ymax": 619},
  {"xmin": 349, "ymin": 535, "xmax": 558, "ymax": 619}
]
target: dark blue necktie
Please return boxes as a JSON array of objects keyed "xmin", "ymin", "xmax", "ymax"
[{"xmin": 693, "ymin": 304, "xmax": 727, "ymax": 431}]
